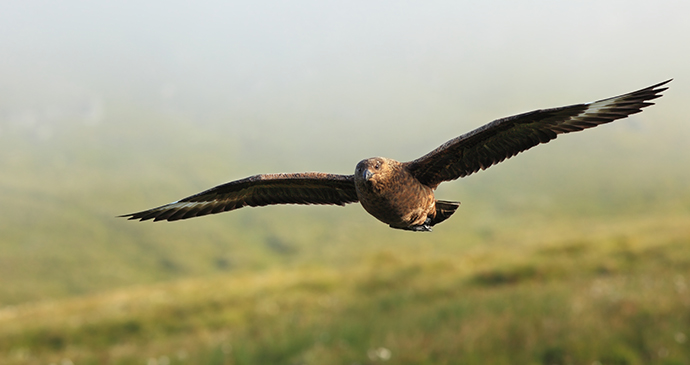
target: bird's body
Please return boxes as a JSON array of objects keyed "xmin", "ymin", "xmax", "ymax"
[
  {"xmin": 122, "ymin": 80, "xmax": 671, "ymax": 231},
  {"xmin": 354, "ymin": 157, "xmax": 444, "ymax": 231}
]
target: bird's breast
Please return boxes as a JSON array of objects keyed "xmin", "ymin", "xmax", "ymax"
[{"xmin": 355, "ymin": 169, "xmax": 435, "ymax": 228}]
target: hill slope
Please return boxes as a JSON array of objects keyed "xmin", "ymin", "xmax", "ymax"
[{"xmin": 2, "ymin": 214, "xmax": 689, "ymax": 364}]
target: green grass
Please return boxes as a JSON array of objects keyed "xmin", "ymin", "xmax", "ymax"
[{"xmin": 1, "ymin": 214, "xmax": 689, "ymax": 364}]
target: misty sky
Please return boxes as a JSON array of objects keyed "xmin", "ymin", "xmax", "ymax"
[{"xmin": 1, "ymin": 0, "xmax": 688, "ymax": 171}]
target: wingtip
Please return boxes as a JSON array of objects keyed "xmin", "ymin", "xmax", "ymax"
[
  {"xmin": 645, "ymin": 79, "xmax": 672, "ymax": 100},
  {"xmin": 651, "ymin": 78, "xmax": 673, "ymax": 91},
  {"xmin": 117, "ymin": 212, "xmax": 154, "ymax": 222}
]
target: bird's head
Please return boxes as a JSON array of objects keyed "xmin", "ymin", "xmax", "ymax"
[{"xmin": 355, "ymin": 157, "xmax": 398, "ymax": 186}]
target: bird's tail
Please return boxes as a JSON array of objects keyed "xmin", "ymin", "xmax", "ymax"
[{"xmin": 430, "ymin": 200, "xmax": 460, "ymax": 226}]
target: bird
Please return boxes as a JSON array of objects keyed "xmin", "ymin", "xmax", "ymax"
[{"xmin": 121, "ymin": 80, "xmax": 671, "ymax": 231}]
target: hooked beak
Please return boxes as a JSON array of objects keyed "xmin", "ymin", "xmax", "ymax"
[{"xmin": 362, "ymin": 169, "xmax": 373, "ymax": 181}]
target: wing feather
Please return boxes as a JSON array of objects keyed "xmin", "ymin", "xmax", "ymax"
[
  {"xmin": 405, "ymin": 80, "xmax": 671, "ymax": 188},
  {"xmin": 121, "ymin": 172, "xmax": 358, "ymax": 222}
]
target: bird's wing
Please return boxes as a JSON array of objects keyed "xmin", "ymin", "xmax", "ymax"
[
  {"xmin": 404, "ymin": 80, "xmax": 671, "ymax": 188},
  {"xmin": 121, "ymin": 172, "xmax": 358, "ymax": 222}
]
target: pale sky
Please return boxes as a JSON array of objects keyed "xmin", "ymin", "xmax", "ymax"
[{"xmin": 1, "ymin": 0, "xmax": 687, "ymax": 169}]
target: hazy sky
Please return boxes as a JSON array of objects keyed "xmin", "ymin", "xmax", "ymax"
[{"xmin": 1, "ymin": 0, "xmax": 688, "ymax": 168}]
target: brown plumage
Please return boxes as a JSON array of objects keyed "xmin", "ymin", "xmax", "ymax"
[{"xmin": 121, "ymin": 80, "xmax": 671, "ymax": 231}]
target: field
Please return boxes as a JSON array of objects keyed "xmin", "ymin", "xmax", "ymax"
[
  {"xmin": 1, "ymin": 102, "xmax": 690, "ymax": 364},
  {"xmin": 1, "ymin": 214, "xmax": 689, "ymax": 364}
]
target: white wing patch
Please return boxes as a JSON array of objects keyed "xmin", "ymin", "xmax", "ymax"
[
  {"xmin": 582, "ymin": 97, "xmax": 614, "ymax": 115},
  {"xmin": 163, "ymin": 200, "xmax": 212, "ymax": 210}
]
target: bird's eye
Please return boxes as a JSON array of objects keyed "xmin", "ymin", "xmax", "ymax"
[{"xmin": 374, "ymin": 163, "xmax": 380, "ymax": 170}]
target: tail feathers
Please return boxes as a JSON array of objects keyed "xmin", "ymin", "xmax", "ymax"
[{"xmin": 430, "ymin": 200, "xmax": 460, "ymax": 226}]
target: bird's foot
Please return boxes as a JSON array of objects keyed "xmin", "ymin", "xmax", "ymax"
[{"xmin": 400, "ymin": 224, "xmax": 433, "ymax": 232}]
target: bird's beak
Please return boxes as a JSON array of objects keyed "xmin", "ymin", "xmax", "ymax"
[{"xmin": 363, "ymin": 169, "xmax": 373, "ymax": 181}]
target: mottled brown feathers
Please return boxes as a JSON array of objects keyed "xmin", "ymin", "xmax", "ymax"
[
  {"xmin": 122, "ymin": 80, "xmax": 670, "ymax": 231},
  {"xmin": 354, "ymin": 157, "xmax": 437, "ymax": 230}
]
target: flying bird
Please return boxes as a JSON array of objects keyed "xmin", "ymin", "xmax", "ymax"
[{"xmin": 122, "ymin": 80, "xmax": 671, "ymax": 231}]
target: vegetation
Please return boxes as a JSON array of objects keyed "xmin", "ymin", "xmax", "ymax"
[{"xmin": 1, "ymin": 213, "xmax": 689, "ymax": 364}]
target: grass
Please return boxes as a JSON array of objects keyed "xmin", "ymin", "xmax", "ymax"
[{"xmin": 1, "ymin": 214, "xmax": 689, "ymax": 364}]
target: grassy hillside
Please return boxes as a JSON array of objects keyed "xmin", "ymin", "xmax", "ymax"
[{"xmin": 1, "ymin": 213, "xmax": 689, "ymax": 364}]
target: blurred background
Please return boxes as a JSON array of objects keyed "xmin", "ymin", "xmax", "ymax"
[{"xmin": 1, "ymin": 1, "xmax": 689, "ymax": 364}]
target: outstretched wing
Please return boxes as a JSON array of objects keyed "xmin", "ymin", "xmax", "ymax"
[
  {"xmin": 405, "ymin": 80, "xmax": 671, "ymax": 188},
  {"xmin": 121, "ymin": 172, "xmax": 358, "ymax": 222}
]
